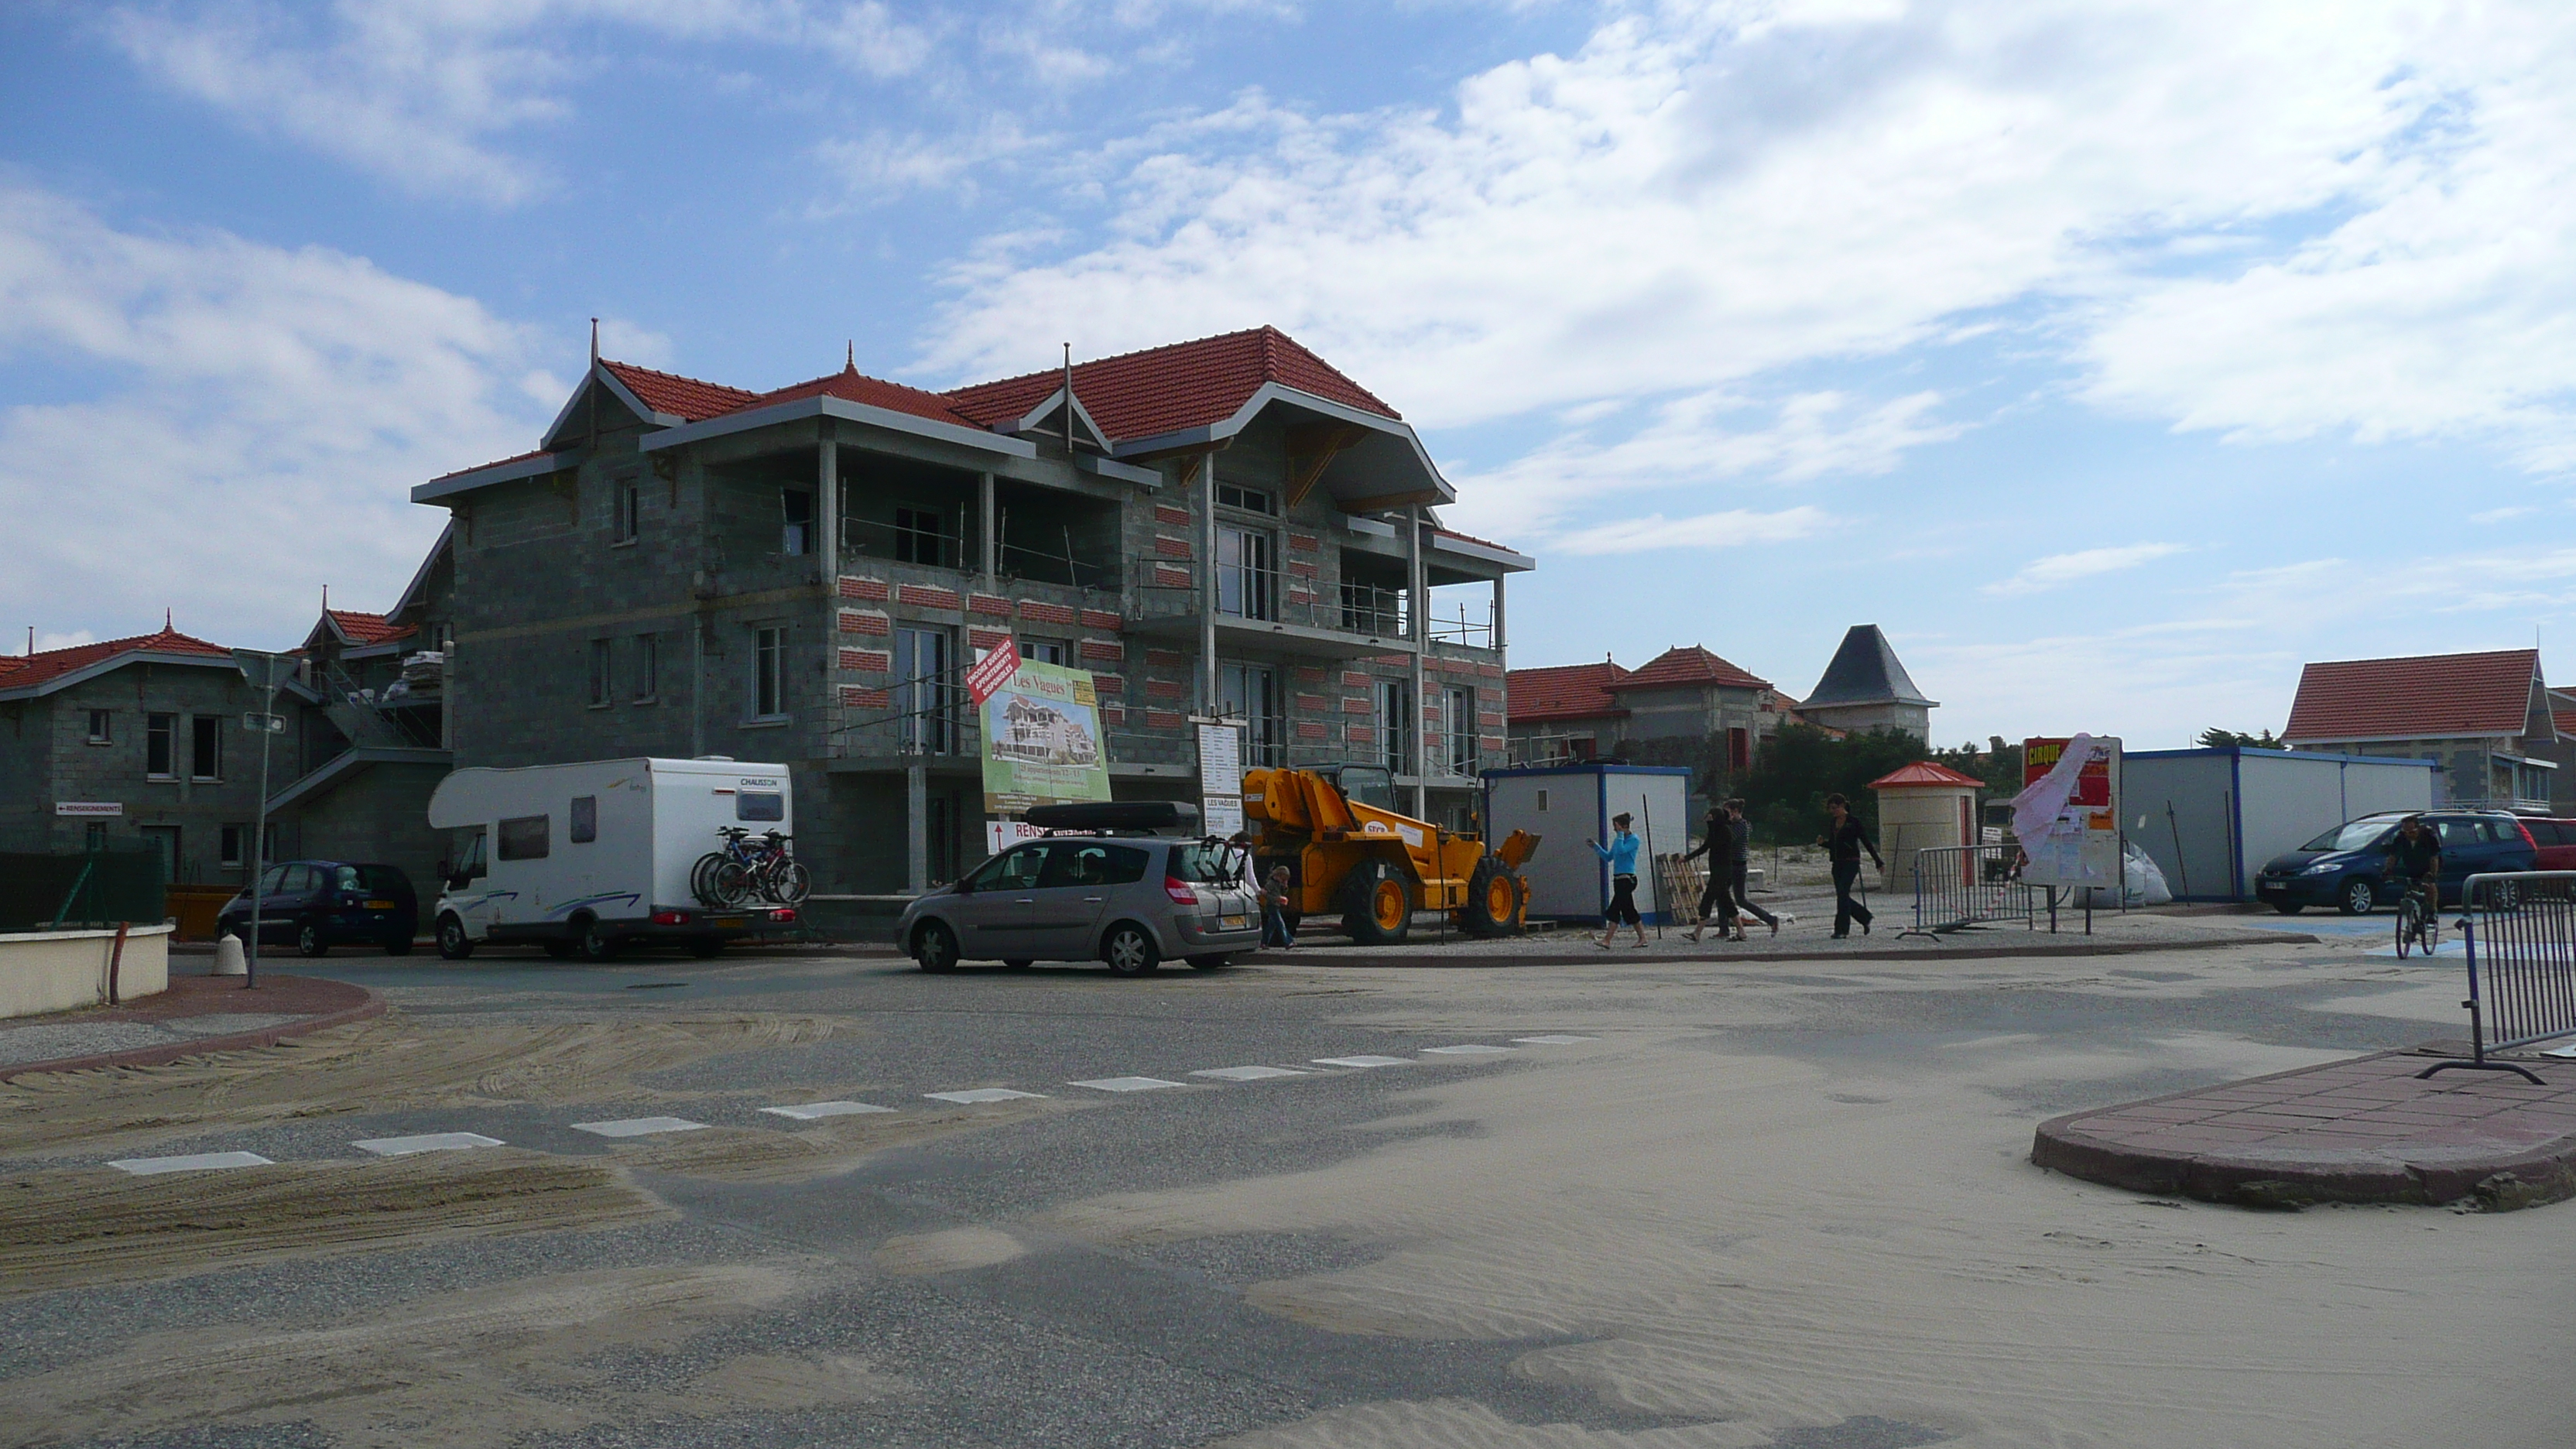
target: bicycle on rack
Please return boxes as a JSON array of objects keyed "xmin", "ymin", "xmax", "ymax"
[
  {"xmin": 691, "ymin": 827, "xmax": 812, "ymax": 908},
  {"xmin": 2394, "ymin": 879, "xmax": 2439, "ymax": 958}
]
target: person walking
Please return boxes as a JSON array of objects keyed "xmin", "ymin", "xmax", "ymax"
[
  {"xmin": 1259, "ymin": 865, "xmax": 1298, "ymax": 950},
  {"xmin": 1818, "ymin": 793, "xmax": 1882, "ymax": 938},
  {"xmin": 1589, "ymin": 813, "xmax": 1648, "ymax": 948},
  {"xmin": 1680, "ymin": 805, "xmax": 1740, "ymax": 944},
  {"xmin": 1723, "ymin": 797, "xmax": 1782, "ymax": 936}
]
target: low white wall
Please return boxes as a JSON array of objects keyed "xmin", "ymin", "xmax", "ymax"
[{"xmin": 0, "ymin": 925, "xmax": 173, "ymax": 1020}]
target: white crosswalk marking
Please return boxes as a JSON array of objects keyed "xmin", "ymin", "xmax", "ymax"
[
  {"xmin": 1190, "ymin": 1065, "xmax": 1308, "ymax": 1081},
  {"xmin": 1311, "ymin": 1055, "xmax": 1411, "ymax": 1068},
  {"xmin": 352, "ymin": 1132, "xmax": 504, "ymax": 1156},
  {"xmin": 570, "ymin": 1117, "xmax": 707, "ymax": 1138},
  {"xmin": 1068, "ymin": 1076, "xmax": 1187, "ymax": 1092},
  {"xmin": 109, "ymin": 1152, "xmax": 272, "ymax": 1175},
  {"xmin": 1511, "ymin": 1035, "xmax": 1596, "ymax": 1044},
  {"xmin": 925, "ymin": 1088, "xmax": 1047, "ymax": 1105},
  {"xmin": 1421, "ymin": 1045, "xmax": 1512, "ymax": 1055},
  {"xmin": 761, "ymin": 1101, "xmax": 897, "ymax": 1120}
]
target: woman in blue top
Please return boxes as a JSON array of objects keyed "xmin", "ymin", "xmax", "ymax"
[{"xmin": 1589, "ymin": 812, "xmax": 1647, "ymax": 948}]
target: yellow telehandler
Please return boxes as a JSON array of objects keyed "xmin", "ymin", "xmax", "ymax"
[{"xmin": 1241, "ymin": 763, "xmax": 1538, "ymax": 944}]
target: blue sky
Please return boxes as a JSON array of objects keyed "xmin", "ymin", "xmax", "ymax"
[{"xmin": 5, "ymin": 0, "xmax": 2572, "ymax": 748}]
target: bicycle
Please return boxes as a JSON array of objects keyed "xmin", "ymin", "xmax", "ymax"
[
  {"xmin": 2394, "ymin": 878, "xmax": 2438, "ymax": 958},
  {"xmin": 692, "ymin": 827, "xmax": 811, "ymax": 908}
]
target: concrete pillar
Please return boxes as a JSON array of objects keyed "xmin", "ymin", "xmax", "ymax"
[
  {"xmin": 978, "ymin": 471, "xmax": 996, "ymax": 585},
  {"xmin": 1408, "ymin": 505, "xmax": 1427, "ymax": 818},
  {"xmin": 1201, "ymin": 454, "xmax": 1219, "ymax": 717},
  {"xmin": 1492, "ymin": 574, "xmax": 1506, "ymax": 654},
  {"xmin": 906, "ymin": 759, "xmax": 928, "ymax": 894},
  {"xmin": 817, "ymin": 426, "xmax": 838, "ymax": 575}
]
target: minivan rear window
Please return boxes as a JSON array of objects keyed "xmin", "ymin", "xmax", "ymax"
[
  {"xmin": 737, "ymin": 790, "xmax": 785, "ymax": 822},
  {"xmin": 1169, "ymin": 842, "xmax": 1247, "ymax": 884},
  {"xmin": 331, "ymin": 865, "xmax": 411, "ymax": 895}
]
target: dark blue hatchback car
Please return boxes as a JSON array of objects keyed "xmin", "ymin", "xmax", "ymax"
[
  {"xmin": 2254, "ymin": 810, "xmax": 2538, "ymax": 914},
  {"xmin": 216, "ymin": 860, "xmax": 419, "ymax": 956}
]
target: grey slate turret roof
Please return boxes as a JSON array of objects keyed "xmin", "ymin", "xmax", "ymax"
[{"xmin": 1801, "ymin": 625, "xmax": 1935, "ymax": 708}]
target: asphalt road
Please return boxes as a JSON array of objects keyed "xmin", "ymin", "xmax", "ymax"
[{"xmin": 0, "ymin": 929, "xmax": 2548, "ymax": 1449}]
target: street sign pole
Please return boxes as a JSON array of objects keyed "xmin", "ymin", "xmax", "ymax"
[{"xmin": 231, "ymin": 651, "xmax": 289, "ymax": 990}]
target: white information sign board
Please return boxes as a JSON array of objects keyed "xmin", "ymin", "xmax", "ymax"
[{"xmin": 1196, "ymin": 721, "xmax": 1245, "ymax": 838}]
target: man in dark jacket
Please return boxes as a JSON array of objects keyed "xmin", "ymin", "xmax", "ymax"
[
  {"xmin": 1818, "ymin": 793, "xmax": 1883, "ymax": 937},
  {"xmin": 1724, "ymin": 798, "xmax": 1780, "ymax": 936},
  {"xmin": 1680, "ymin": 806, "xmax": 1739, "ymax": 943}
]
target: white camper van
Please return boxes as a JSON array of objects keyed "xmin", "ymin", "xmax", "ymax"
[{"xmin": 426, "ymin": 758, "xmax": 796, "ymax": 960}]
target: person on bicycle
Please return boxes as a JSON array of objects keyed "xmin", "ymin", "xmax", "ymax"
[{"xmin": 2382, "ymin": 815, "xmax": 2441, "ymax": 916}]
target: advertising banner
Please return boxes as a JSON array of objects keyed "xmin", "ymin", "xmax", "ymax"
[
  {"xmin": 978, "ymin": 654, "xmax": 1112, "ymax": 814},
  {"xmin": 2016, "ymin": 735, "xmax": 2122, "ymax": 886},
  {"xmin": 1197, "ymin": 721, "xmax": 1245, "ymax": 838},
  {"xmin": 964, "ymin": 635, "xmax": 1023, "ymax": 705}
]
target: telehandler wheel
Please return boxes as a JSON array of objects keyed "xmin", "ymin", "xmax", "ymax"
[
  {"xmin": 1460, "ymin": 857, "xmax": 1523, "ymax": 937},
  {"xmin": 1338, "ymin": 859, "xmax": 1413, "ymax": 946}
]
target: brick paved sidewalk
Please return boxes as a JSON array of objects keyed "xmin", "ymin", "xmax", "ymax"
[
  {"xmin": 2034, "ymin": 1050, "xmax": 2576, "ymax": 1211},
  {"xmin": 0, "ymin": 973, "xmax": 383, "ymax": 1081}
]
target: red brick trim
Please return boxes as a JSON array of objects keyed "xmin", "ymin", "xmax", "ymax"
[
  {"xmin": 1154, "ymin": 535, "xmax": 1192, "ymax": 560},
  {"xmin": 837, "ymin": 576, "xmax": 889, "ymax": 601},
  {"xmin": 968, "ymin": 628, "xmax": 1012, "ymax": 650},
  {"xmin": 838, "ymin": 609, "xmax": 890, "ymax": 636},
  {"xmin": 1146, "ymin": 679, "xmax": 1184, "ymax": 700},
  {"xmin": 1018, "ymin": 600, "xmax": 1076, "ymax": 625},
  {"xmin": 968, "ymin": 593, "xmax": 1012, "ymax": 618},
  {"xmin": 1079, "ymin": 638, "xmax": 1125, "ymax": 663},
  {"xmin": 838, "ymin": 648, "xmax": 891, "ymax": 673},
  {"xmin": 1146, "ymin": 709, "xmax": 1185, "ymax": 729},
  {"xmin": 1288, "ymin": 532, "xmax": 1319, "ymax": 552},
  {"xmin": 899, "ymin": 583, "xmax": 961, "ymax": 611},
  {"xmin": 842, "ymin": 686, "xmax": 892, "ymax": 708},
  {"xmin": 1078, "ymin": 608, "xmax": 1122, "ymax": 631},
  {"xmin": 1152, "ymin": 564, "xmax": 1191, "ymax": 589},
  {"xmin": 1154, "ymin": 503, "xmax": 1191, "ymax": 527}
]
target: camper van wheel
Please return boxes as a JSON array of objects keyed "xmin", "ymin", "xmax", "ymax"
[
  {"xmin": 913, "ymin": 920, "xmax": 959, "ymax": 973},
  {"xmin": 577, "ymin": 920, "xmax": 621, "ymax": 962},
  {"xmin": 435, "ymin": 913, "xmax": 474, "ymax": 961}
]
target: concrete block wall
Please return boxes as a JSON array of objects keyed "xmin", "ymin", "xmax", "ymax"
[{"xmin": 21, "ymin": 663, "xmax": 276, "ymax": 882}]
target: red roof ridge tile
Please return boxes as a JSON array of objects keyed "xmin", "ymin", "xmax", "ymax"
[
  {"xmin": 1507, "ymin": 659, "xmax": 1633, "ymax": 722},
  {"xmin": 1619, "ymin": 645, "xmax": 1771, "ymax": 691},
  {"xmin": 0, "ymin": 626, "xmax": 238, "ymax": 691},
  {"xmin": 1869, "ymin": 762, "xmax": 1984, "ymax": 789}
]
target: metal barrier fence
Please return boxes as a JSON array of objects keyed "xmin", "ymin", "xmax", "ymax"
[
  {"xmin": 0, "ymin": 849, "xmax": 170, "ymax": 932},
  {"xmin": 1907, "ymin": 844, "xmax": 2039, "ymax": 937},
  {"xmin": 2419, "ymin": 871, "xmax": 2576, "ymax": 1085}
]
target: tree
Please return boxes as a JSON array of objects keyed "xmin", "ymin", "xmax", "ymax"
[{"xmin": 2197, "ymin": 727, "xmax": 2284, "ymax": 749}]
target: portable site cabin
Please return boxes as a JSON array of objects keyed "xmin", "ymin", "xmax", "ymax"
[
  {"xmin": 1482, "ymin": 763, "xmax": 1692, "ymax": 924},
  {"xmin": 2124, "ymin": 747, "xmax": 2434, "ymax": 902},
  {"xmin": 426, "ymin": 757, "xmax": 795, "ymax": 954}
]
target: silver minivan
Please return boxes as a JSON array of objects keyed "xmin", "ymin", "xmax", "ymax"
[{"xmin": 899, "ymin": 834, "xmax": 1261, "ymax": 976}]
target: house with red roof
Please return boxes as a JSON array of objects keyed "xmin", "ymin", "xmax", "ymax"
[
  {"xmin": 409, "ymin": 326, "xmax": 1531, "ymax": 899},
  {"xmin": 2282, "ymin": 649, "xmax": 2566, "ymax": 814},
  {"xmin": 0, "ymin": 623, "xmax": 284, "ymax": 882},
  {"xmin": 1507, "ymin": 646, "xmax": 1796, "ymax": 769}
]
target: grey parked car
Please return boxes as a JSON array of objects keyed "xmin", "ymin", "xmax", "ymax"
[{"xmin": 899, "ymin": 831, "xmax": 1261, "ymax": 976}]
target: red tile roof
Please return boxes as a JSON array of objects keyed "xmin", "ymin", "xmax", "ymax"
[
  {"xmin": 599, "ymin": 359, "xmax": 763, "ymax": 423},
  {"xmin": 327, "ymin": 611, "xmax": 416, "ymax": 646},
  {"xmin": 1869, "ymin": 762, "xmax": 1985, "ymax": 790},
  {"xmin": 1508, "ymin": 661, "xmax": 1631, "ymax": 722},
  {"xmin": 942, "ymin": 326, "xmax": 1399, "ymax": 444},
  {"xmin": 0, "ymin": 627, "xmax": 235, "ymax": 693},
  {"xmin": 752, "ymin": 362, "xmax": 981, "ymax": 428},
  {"xmin": 2283, "ymin": 649, "xmax": 2544, "ymax": 742},
  {"xmin": 1618, "ymin": 646, "xmax": 1771, "ymax": 691}
]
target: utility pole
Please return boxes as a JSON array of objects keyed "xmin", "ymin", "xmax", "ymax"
[{"xmin": 230, "ymin": 649, "xmax": 289, "ymax": 990}]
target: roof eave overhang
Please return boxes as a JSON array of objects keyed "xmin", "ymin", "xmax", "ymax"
[
  {"xmin": 0, "ymin": 649, "xmax": 242, "ymax": 702},
  {"xmin": 2283, "ymin": 727, "xmax": 2526, "ymax": 745},
  {"xmin": 412, "ymin": 450, "xmax": 576, "ymax": 504},
  {"xmin": 388, "ymin": 522, "xmax": 454, "ymax": 622},
  {"xmin": 542, "ymin": 364, "xmax": 684, "ymax": 450},
  {"xmin": 639, "ymin": 395, "xmax": 1039, "ymax": 461},
  {"xmin": 1804, "ymin": 694, "xmax": 1937, "ymax": 711},
  {"xmin": 1429, "ymin": 532, "xmax": 1535, "ymax": 574},
  {"xmin": 1108, "ymin": 384, "xmax": 1457, "ymax": 508}
]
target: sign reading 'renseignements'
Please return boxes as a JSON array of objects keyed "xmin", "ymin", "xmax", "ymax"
[{"xmin": 55, "ymin": 801, "xmax": 123, "ymax": 817}]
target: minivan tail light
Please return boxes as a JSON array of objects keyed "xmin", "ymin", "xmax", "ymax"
[{"xmin": 1163, "ymin": 876, "xmax": 1199, "ymax": 906}]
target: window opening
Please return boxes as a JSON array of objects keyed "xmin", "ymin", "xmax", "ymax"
[
  {"xmin": 86, "ymin": 709, "xmax": 111, "ymax": 744},
  {"xmin": 896, "ymin": 627, "xmax": 953, "ymax": 752},
  {"xmin": 614, "ymin": 476, "xmax": 640, "ymax": 543},
  {"xmin": 737, "ymin": 790, "xmax": 785, "ymax": 822},
  {"xmin": 1221, "ymin": 663, "xmax": 1283, "ymax": 768},
  {"xmin": 633, "ymin": 633, "xmax": 658, "ymax": 701},
  {"xmin": 1377, "ymin": 680, "xmax": 1413, "ymax": 775},
  {"xmin": 752, "ymin": 625, "xmax": 786, "ymax": 718},
  {"xmin": 781, "ymin": 488, "xmax": 814, "ymax": 556},
  {"xmin": 1019, "ymin": 639, "xmax": 1067, "ymax": 665},
  {"xmin": 146, "ymin": 713, "xmax": 175, "ymax": 778},
  {"xmin": 498, "ymin": 815, "xmax": 551, "ymax": 860},
  {"xmin": 1447, "ymin": 684, "xmax": 1478, "ymax": 777},
  {"xmin": 1216, "ymin": 525, "xmax": 1274, "ymax": 621},
  {"xmin": 190, "ymin": 715, "xmax": 221, "ymax": 780},
  {"xmin": 1218, "ymin": 484, "xmax": 1274, "ymax": 515},
  {"xmin": 895, "ymin": 506, "xmax": 952, "ymax": 567},
  {"xmin": 588, "ymin": 639, "xmax": 613, "ymax": 707}
]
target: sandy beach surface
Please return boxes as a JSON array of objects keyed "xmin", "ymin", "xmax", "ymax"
[{"xmin": 2, "ymin": 933, "xmax": 2567, "ymax": 1447}]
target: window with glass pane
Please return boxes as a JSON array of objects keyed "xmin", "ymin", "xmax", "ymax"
[
  {"xmin": 752, "ymin": 626, "xmax": 786, "ymax": 718},
  {"xmin": 781, "ymin": 488, "xmax": 814, "ymax": 556},
  {"xmin": 1221, "ymin": 663, "xmax": 1283, "ymax": 767},
  {"xmin": 1447, "ymin": 685, "xmax": 1477, "ymax": 776},
  {"xmin": 1378, "ymin": 680, "xmax": 1413, "ymax": 774},
  {"xmin": 633, "ymin": 633, "xmax": 658, "ymax": 700},
  {"xmin": 1216, "ymin": 525, "xmax": 1274, "ymax": 620},
  {"xmin": 146, "ymin": 714, "xmax": 175, "ymax": 777},
  {"xmin": 614, "ymin": 477, "xmax": 640, "ymax": 543},
  {"xmin": 1019, "ymin": 639, "xmax": 1067, "ymax": 664},
  {"xmin": 1217, "ymin": 484, "xmax": 1273, "ymax": 515},
  {"xmin": 86, "ymin": 709, "xmax": 111, "ymax": 744},
  {"xmin": 896, "ymin": 627, "xmax": 951, "ymax": 752},
  {"xmin": 588, "ymin": 639, "xmax": 613, "ymax": 706}
]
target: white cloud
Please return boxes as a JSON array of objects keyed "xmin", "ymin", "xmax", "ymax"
[
  {"xmin": 815, "ymin": 118, "xmax": 1053, "ymax": 204},
  {"xmin": 1553, "ymin": 504, "xmax": 1831, "ymax": 555},
  {"xmin": 2472, "ymin": 506, "xmax": 2537, "ymax": 525},
  {"xmin": 0, "ymin": 185, "xmax": 546, "ymax": 648},
  {"xmin": 1982, "ymin": 543, "xmax": 2187, "ymax": 598}
]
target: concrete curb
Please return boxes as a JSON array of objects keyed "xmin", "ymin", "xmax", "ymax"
[
  {"xmin": 1273, "ymin": 931, "xmax": 2314, "ymax": 969},
  {"xmin": 0, "ymin": 977, "xmax": 387, "ymax": 1082},
  {"xmin": 2032, "ymin": 1050, "xmax": 2576, "ymax": 1211}
]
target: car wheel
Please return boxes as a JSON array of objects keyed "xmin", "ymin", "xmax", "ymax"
[
  {"xmin": 1102, "ymin": 923, "xmax": 1160, "ymax": 976},
  {"xmin": 2339, "ymin": 877, "xmax": 2376, "ymax": 915},
  {"xmin": 914, "ymin": 920, "xmax": 959, "ymax": 973},
  {"xmin": 1184, "ymin": 953, "xmax": 1235, "ymax": 970},
  {"xmin": 2269, "ymin": 901, "xmax": 2305, "ymax": 915},
  {"xmin": 1003, "ymin": 958, "xmax": 1033, "ymax": 969},
  {"xmin": 577, "ymin": 920, "xmax": 620, "ymax": 962},
  {"xmin": 435, "ymin": 913, "xmax": 474, "ymax": 960},
  {"xmin": 296, "ymin": 920, "xmax": 329, "ymax": 957}
]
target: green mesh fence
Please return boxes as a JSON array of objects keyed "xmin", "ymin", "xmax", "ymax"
[{"xmin": 0, "ymin": 850, "xmax": 170, "ymax": 932}]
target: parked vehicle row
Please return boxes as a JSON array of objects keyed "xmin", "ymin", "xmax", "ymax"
[{"xmin": 2254, "ymin": 810, "xmax": 2561, "ymax": 914}]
